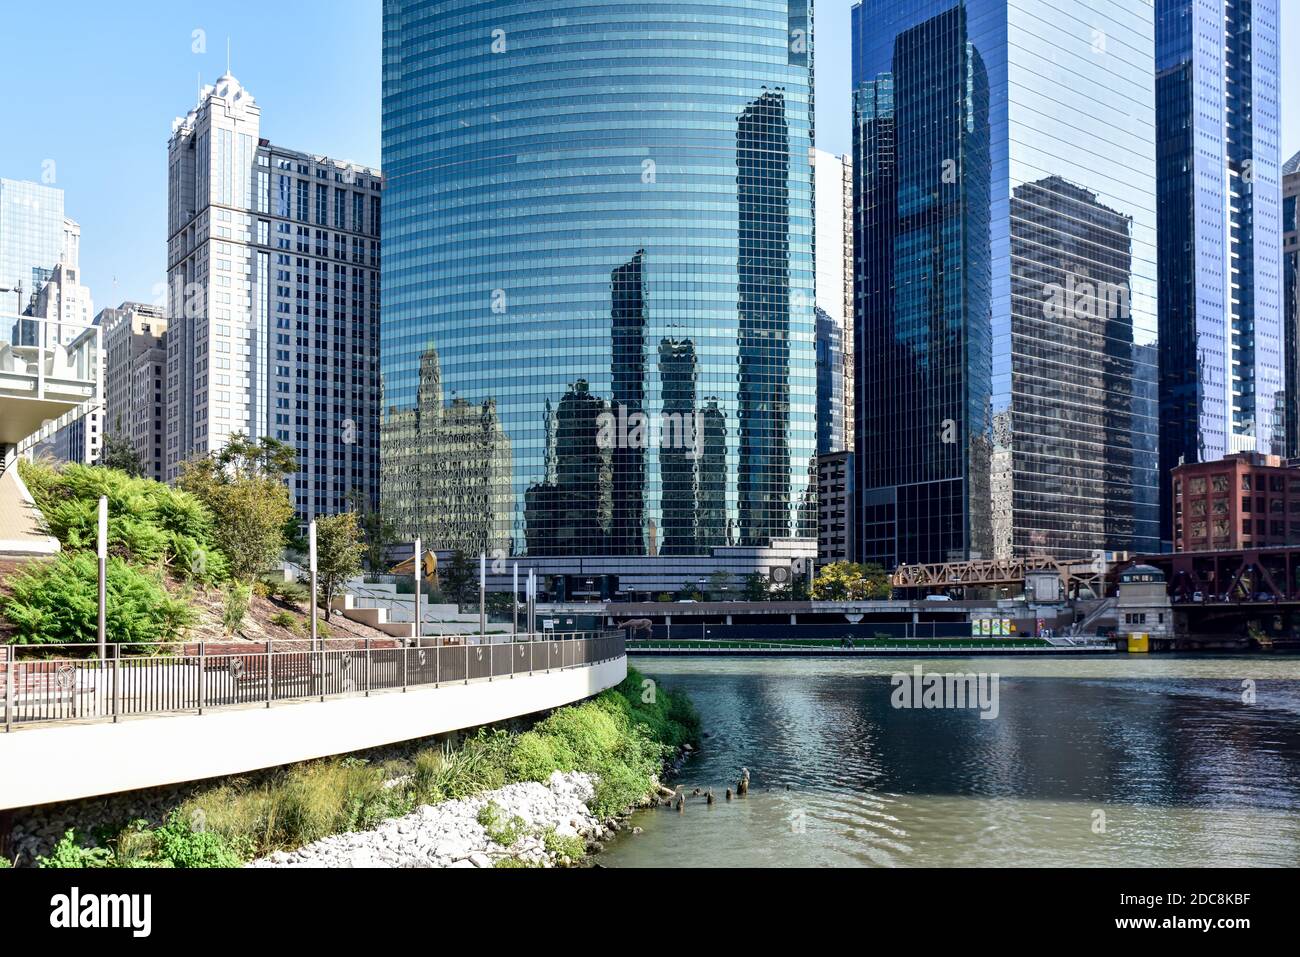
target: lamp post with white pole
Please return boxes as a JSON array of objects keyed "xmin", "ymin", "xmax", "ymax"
[
  {"xmin": 308, "ymin": 519, "xmax": 318, "ymax": 652},
  {"xmin": 97, "ymin": 496, "xmax": 107, "ymax": 664},
  {"xmin": 479, "ymin": 553, "xmax": 486, "ymax": 641},
  {"xmin": 412, "ymin": 538, "xmax": 422, "ymax": 646}
]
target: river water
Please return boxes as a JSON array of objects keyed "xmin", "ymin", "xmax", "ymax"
[{"xmin": 600, "ymin": 655, "xmax": 1300, "ymax": 867}]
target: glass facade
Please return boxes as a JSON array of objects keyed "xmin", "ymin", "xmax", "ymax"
[
  {"xmin": 852, "ymin": 0, "xmax": 1159, "ymax": 566},
  {"xmin": 1286, "ymin": 152, "xmax": 1299, "ymax": 457},
  {"xmin": 0, "ymin": 178, "xmax": 65, "ymax": 315},
  {"xmin": 381, "ymin": 0, "xmax": 816, "ymax": 561},
  {"xmin": 1156, "ymin": 0, "xmax": 1282, "ymax": 541}
]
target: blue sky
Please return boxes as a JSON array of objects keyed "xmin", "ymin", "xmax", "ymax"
[{"xmin": 0, "ymin": 0, "xmax": 1295, "ymax": 308}]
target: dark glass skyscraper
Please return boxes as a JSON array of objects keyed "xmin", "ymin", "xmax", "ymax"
[
  {"xmin": 852, "ymin": 0, "xmax": 1159, "ymax": 566},
  {"xmin": 1156, "ymin": 0, "xmax": 1283, "ymax": 543},
  {"xmin": 381, "ymin": 1, "xmax": 816, "ymax": 570}
]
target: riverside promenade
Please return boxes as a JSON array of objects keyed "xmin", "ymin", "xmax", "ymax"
[{"xmin": 0, "ymin": 633, "xmax": 626, "ymax": 810}]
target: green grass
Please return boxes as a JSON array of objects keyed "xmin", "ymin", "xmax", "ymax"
[{"xmin": 36, "ymin": 667, "xmax": 696, "ymax": 868}]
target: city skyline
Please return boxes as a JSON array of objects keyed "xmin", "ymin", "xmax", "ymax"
[{"xmin": 1, "ymin": 0, "xmax": 1294, "ymax": 312}]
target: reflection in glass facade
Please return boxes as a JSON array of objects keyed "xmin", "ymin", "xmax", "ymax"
[
  {"xmin": 1285, "ymin": 152, "xmax": 1299, "ymax": 457},
  {"xmin": 1155, "ymin": 0, "xmax": 1282, "ymax": 541},
  {"xmin": 381, "ymin": 0, "xmax": 816, "ymax": 562},
  {"xmin": 852, "ymin": 0, "xmax": 1159, "ymax": 566}
]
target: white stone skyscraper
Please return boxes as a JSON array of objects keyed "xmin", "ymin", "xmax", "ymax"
[{"xmin": 166, "ymin": 73, "xmax": 381, "ymax": 520}]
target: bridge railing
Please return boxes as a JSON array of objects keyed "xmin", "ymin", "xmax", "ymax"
[{"xmin": 0, "ymin": 632, "xmax": 626, "ymax": 731}]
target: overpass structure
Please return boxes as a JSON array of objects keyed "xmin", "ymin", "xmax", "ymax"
[
  {"xmin": 892, "ymin": 556, "xmax": 1116, "ymax": 598},
  {"xmin": 1136, "ymin": 547, "xmax": 1300, "ymax": 605},
  {"xmin": 0, "ymin": 633, "xmax": 626, "ymax": 810}
]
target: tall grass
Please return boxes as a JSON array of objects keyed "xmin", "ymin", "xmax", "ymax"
[{"xmin": 39, "ymin": 667, "xmax": 698, "ymax": 867}]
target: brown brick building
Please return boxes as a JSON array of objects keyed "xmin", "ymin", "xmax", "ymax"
[{"xmin": 1172, "ymin": 453, "xmax": 1300, "ymax": 552}]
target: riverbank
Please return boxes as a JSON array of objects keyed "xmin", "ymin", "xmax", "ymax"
[{"xmin": 8, "ymin": 667, "xmax": 699, "ymax": 868}]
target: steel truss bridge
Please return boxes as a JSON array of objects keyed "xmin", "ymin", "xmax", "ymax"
[{"xmin": 891, "ymin": 556, "xmax": 1111, "ymax": 598}]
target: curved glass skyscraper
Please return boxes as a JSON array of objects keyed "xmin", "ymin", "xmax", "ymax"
[{"xmin": 381, "ymin": 1, "xmax": 816, "ymax": 575}]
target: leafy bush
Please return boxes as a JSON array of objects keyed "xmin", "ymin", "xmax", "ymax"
[
  {"xmin": 221, "ymin": 583, "xmax": 253, "ymax": 636},
  {"xmin": 37, "ymin": 830, "xmax": 113, "ymax": 868},
  {"xmin": 2, "ymin": 553, "xmax": 195, "ymax": 649},
  {"xmin": 260, "ymin": 576, "xmax": 309, "ymax": 606},
  {"xmin": 477, "ymin": 801, "xmax": 526, "ymax": 847},
  {"xmin": 269, "ymin": 610, "xmax": 300, "ymax": 631},
  {"xmin": 541, "ymin": 826, "xmax": 586, "ymax": 861},
  {"xmin": 19, "ymin": 460, "xmax": 227, "ymax": 583}
]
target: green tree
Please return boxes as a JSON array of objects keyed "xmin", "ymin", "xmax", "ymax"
[
  {"xmin": 101, "ymin": 422, "xmax": 143, "ymax": 478},
  {"xmin": 707, "ymin": 570, "xmax": 732, "ymax": 600},
  {"xmin": 441, "ymin": 550, "xmax": 476, "ymax": 608},
  {"xmin": 315, "ymin": 512, "xmax": 365, "ymax": 619},
  {"xmin": 811, "ymin": 561, "xmax": 893, "ymax": 601},
  {"xmin": 348, "ymin": 490, "xmax": 396, "ymax": 575},
  {"xmin": 741, "ymin": 572, "xmax": 770, "ymax": 601},
  {"xmin": 177, "ymin": 435, "xmax": 295, "ymax": 582}
]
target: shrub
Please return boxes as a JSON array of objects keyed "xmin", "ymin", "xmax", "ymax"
[
  {"xmin": 149, "ymin": 814, "xmax": 245, "ymax": 868},
  {"xmin": 259, "ymin": 576, "xmax": 309, "ymax": 605},
  {"xmin": 269, "ymin": 610, "xmax": 299, "ymax": 631},
  {"xmin": 507, "ymin": 731, "xmax": 564, "ymax": 782},
  {"xmin": 221, "ymin": 583, "xmax": 253, "ymax": 636},
  {"xmin": 18, "ymin": 460, "xmax": 226, "ymax": 583},
  {"xmin": 2, "ymin": 553, "xmax": 195, "ymax": 650},
  {"xmin": 37, "ymin": 830, "xmax": 113, "ymax": 868},
  {"xmin": 541, "ymin": 827, "xmax": 586, "ymax": 862},
  {"xmin": 477, "ymin": 801, "xmax": 526, "ymax": 847}
]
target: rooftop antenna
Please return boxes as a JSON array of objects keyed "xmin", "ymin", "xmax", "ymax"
[{"xmin": 226, "ymin": 36, "xmax": 231, "ymax": 75}]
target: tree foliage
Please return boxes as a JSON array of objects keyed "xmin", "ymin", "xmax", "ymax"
[
  {"xmin": 101, "ymin": 429, "xmax": 143, "ymax": 478},
  {"xmin": 18, "ymin": 460, "xmax": 225, "ymax": 583},
  {"xmin": 314, "ymin": 511, "xmax": 364, "ymax": 619},
  {"xmin": 1, "ymin": 552, "xmax": 195, "ymax": 650},
  {"xmin": 177, "ymin": 434, "xmax": 295, "ymax": 582},
  {"xmin": 348, "ymin": 490, "xmax": 396, "ymax": 574},
  {"xmin": 441, "ymin": 550, "xmax": 476, "ymax": 607},
  {"xmin": 811, "ymin": 561, "xmax": 893, "ymax": 601}
]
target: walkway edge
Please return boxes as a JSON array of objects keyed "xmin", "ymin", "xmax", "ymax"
[{"xmin": 0, "ymin": 657, "xmax": 627, "ymax": 811}]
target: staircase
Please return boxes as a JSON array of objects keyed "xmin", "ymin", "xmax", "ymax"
[
  {"xmin": 1069, "ymin": 596, "xmax": 1117, "ymax": 637},
  {"xmin": 331, "ymin": 581, "xmax": 511, "ymax": 637},
  {"xmin": 0, "ymin": 464, "xmax": 59, "ymax": 558}
]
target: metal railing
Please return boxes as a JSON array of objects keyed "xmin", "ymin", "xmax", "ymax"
[{"xmin": 0, "ymin": 632, "xmax": 625, "ymax": 730}]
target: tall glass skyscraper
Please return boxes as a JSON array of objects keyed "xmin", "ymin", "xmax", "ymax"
[
  {"xmin": 1156, "ymin": 0, "xmax": 1282, "ymax": 544},
  {"xmin": 381, "ymin": 1, "xmax": 816, "ymax": 577},
  {"xmin": 852, "ymin": 0, "xmax": 1159, "ymax": 567}
]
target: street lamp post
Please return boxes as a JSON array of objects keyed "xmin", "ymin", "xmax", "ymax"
[
  {"xmin": 97, "ymin": 496, "xmax": 107, "ymax": 665},
  {"xmin": 308, "ymin": 519, "xmax": 318, "ymax": 652}
]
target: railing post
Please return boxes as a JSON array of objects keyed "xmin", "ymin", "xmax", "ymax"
[
  {"xmin": 266, "ymin": 640, "xmax": 273, "ymax": 709},
  {"xmin": 4, "ymin": 647, "xmax": 13, "ymax": 732},
  {"xmin": 198, "ymin": 640, "xmax": 206, "ymax": 715},
  {"xmin": 365, "ymin": 640, "xmax": 371, "ymax": 697},
  {"xmin": 112, "ymin": 644, "xmax": 120, "ymax": 723},
  {"xmin": 402, "ymin": 640, "xmax": 408, "ymax": 693},
  {"xmin": 465, "ymin": 641, "xmax": 469, "ymax": 685}
]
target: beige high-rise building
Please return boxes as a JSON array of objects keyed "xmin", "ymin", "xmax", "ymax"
[
  {"xmin": 102, "ymin": 302, "xmax": 168, "ymax": 480},
  {"xmin": 166, "ymin": 73, "xmax": 381, "ymax": 519}
]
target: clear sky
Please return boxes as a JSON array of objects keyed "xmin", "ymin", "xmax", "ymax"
[{"xmin": 0, "ymin": 0, "xmax": 1295, "ymax": 309}]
